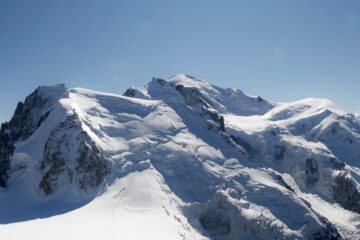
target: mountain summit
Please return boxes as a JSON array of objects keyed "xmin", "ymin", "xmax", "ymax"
[{"xmin": 1, "ymin": 74, "xmax": 360, "ymax": 239}]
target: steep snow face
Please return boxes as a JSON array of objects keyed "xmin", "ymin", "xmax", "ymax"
[{"xmin": 1, "ymin": 75, "xmax": 360, "ymax": 239}]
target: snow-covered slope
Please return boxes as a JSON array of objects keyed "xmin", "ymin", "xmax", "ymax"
[{"xmin": 1, "ymin": 74, "xmax": 360, "ymax": 239}]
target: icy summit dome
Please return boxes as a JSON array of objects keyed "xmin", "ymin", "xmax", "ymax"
[{"xmin": 1, "ymin": 74, "xmax": 360, "ymax": 239}]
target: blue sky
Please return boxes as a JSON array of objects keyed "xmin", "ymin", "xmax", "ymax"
[{"xmin": 0, "ymin": 0, "xmax": 359, "ymax": 123}]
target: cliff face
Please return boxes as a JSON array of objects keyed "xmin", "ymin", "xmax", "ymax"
[
  {"xmin": 0, "ymin": 88, "xmax": 51, "ymax": 187},
  {"xmin": 39, "ymin": 113, "xmax": 110, "ymax": 195},
  {"xmin": 0, "ymin": 126, "xmax": 14, "ymax": 187},
  {"xmin": 333, "ymin": 172, "xmax": 360, "ymax": 214}
]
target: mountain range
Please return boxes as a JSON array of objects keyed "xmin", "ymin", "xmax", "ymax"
[{"xmin": 1, "ymin": 74, "xmax": 360, "ymax": 239}]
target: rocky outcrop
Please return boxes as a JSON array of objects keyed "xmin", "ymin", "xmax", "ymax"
[
  {"xmin": 274, "ymin": 145, "xmax": 286, "ymax": 160},
  {"xmin": 175, "ymin": 84, "xmax": 210, "ymax": 106},
  {"xmin": 172, "ymin": 82, "xmax": 259, "ymax": 159},
  {"xmin": 333, "ymin": 172, "xmax": 360, "ymax": 214},
  {"xmin": 306, "ymin": 158, "xmax": 319, "ymax": 185},
  {"xmin": 186, "ymin": 192, "xmax": 342, "ymax": 240},
  {"xmin": 0, "ymin": 88, "xmax": 51, "ymax": 187},
  {"xmin": 329, "ymin": 157, "xmax": 345, "ymax": 170},
  {"xmin": 0, "ymin": 123, "xmax": 15, "ymax": 187},
  {"xmin": 7, "ymin": 88, "xmax": 49, "ymax": 141},
  {"xmin": 174, "ymin": 84, "xmax": 226, "ymax": 132},
  {"xmin": 123, "ymin": 87, "xmax": 136, "ymax": 97},
  {"xmin": 199, "ymin": 199, "xmax": 232, "ymax": 237},
  {"xmin": 76, "ymin": 136, "xmax": 110, "ymax": 191},
  {"xmin": 39, "ymin": 114, "xmax": 110, "ymax": 195},
  {"xmin": 228, "ymin": 135, "xmax": 256, "ymax": 159}
]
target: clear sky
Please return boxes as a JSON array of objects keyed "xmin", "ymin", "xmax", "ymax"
[{"xmin": 1, "ymin": 0, "xmax": 359, "ymax": 123}]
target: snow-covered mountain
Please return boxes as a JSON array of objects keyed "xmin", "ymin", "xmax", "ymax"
[{"xmin": 1, "ymin": 74, "xmax": 360, "ymax": 239}]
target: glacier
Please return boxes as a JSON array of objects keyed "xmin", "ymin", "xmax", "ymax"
[{"xmin": 1, "ymin": 74, "xmax": 360, "ymax": 239}]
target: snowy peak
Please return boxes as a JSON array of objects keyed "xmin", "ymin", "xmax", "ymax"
[
  {"xmin": 1, "ymin": 75, "xmax": 360, "ymax": 239},
  {"xmin": 0, "ymin": 85, "xmax": 68, "ymax": 187},
  {"xmin": 6, "ymin": 84, "xmax": 67, "ymax": 141},
  {"xmin": 166, "ymin": 74, "xmax": 274, "ymax": 116},
  {"xmin": 37, "ymin": 83, "xmax": 68, "ymax": 100},
  {"xmin": 125, "ymin": 74, "xmax": 274, "ymax": 116}
]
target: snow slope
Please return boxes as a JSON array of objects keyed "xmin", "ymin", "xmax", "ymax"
[{"xmin": 1, "ymin": 74, "xmax": 360, "ymax": 239}]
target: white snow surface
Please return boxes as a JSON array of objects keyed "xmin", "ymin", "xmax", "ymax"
[{"xmin": 1, "ymin": 74, "xmax": 360, "ymax": 239}]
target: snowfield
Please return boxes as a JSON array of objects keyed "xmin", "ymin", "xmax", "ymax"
[
  {"xmin": 1, "ymin": 169, "xmax": 204, "ymax": 240},
  {"xmin": 1, "ymin": 74, "xmax": 360, "ymax": 239}
]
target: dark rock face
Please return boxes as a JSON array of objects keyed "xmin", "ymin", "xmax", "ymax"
[
  {"xmin": 306, "ymin": 158, "xmax": 319, "ymax": 185},
  {"xmin": 175, "ymin": 84, "xmax": 208, "ymax": 106},
  {"xmin": 333, "ymin": 173, "xmax": 360, "ymax": 214},
  {"xmin": 0, "ymin": 123, "xmax": 15, "ymax": 187},
  {"xmin": 76, "ymin": 137, "xmax": 110, "ymax": 191},
  {"xmin": 39, "ymin": 114, "xmax": 110, "ymax": 195},
  {"xmin": 201, "ymin": 107, "xmax": 225, "ymax": 132},
  {"xmin": 330, "ymin": 157, "xmax": 345, "ymax": 170},
  {"xmin": 8, "ymin": 88, "xmax": 48, "ymax": 141},
  {"xmin": 274, "ymin": 174, "xmax": 294, "ymax": 192},
  {"xmin": 197, "ymin": 196, "xmax": 233, "ymax": 238},
  {"xmin": 154, "ymin": 77, "xmax": 166, "ymax": 86},
  {"xmin": 199, "ymin": 209, "xmax": 231, "ymax": 237},
  {"xmin": 274, "ymin": 145, "xmax": 286, "ymax": 160},
  {"xmin": 311, "ymin": 222, "xmax": 343, "ymax": 240},
  {"xmin": 0, "ymin": 88, "xmax": 50, "ymax": 187},
  {"xmin": 123, "ymin": 87, "xmax": 136, "ymax": 97},
  {"xmin": 175, "ymin": 84, "xmax": 226, "ymax": 132},
  {"xmin": 39, "ymin": 167, "xmax": 73, "ymax": 196},
  {"xmin": 229, "ymin": 135, "xmax": 256, "ymax": 159},
  {"xmin": 191, "ymin": 193, "xmax": 342, "ymax": 240}
]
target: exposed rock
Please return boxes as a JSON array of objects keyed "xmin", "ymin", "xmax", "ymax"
[
  {"xmin": 333, "ymin": 173, "xmax": 360, "ymax": 214},
  {"xmin": 175, "ymin": 84, "xmax": 209, "ymax": 106},
  {"xmin": 229, "ymin": 135, "xmax": 256, "ymax": 159},
  {"xmin": 274, "ymin": 145, "xmax": 286, "ymax": 160},
  {"xmin": 194, "ymin": 195, "xmax": 235, "ymax": 238},
  {"xmin": 123, "ymin": 87, "xmax": 136, "ymax": 97},
  {"xmin": 257, "ymin": 96, "xmax": 263, "ymax": 102},
  {"xmin": 174, "ymin": 83, "xmax": 226, "ymax": 132},
  {"xmin": 0, "ymin": 88, "xmax": 51, "ymax": 187},
  {"xmin": 199, "ymin": 206, "xmax": 231, "ymax": 237},
  {"xmin": 187, "ymin": 192, "xmax": 342, "ymax": 240},
  {"xmin": 274, "ymin": 174, "xmax": 294, "ymax": 192},
  {"xmin": 311, "ymin": 222, "xmax": 343, "ymax": 240},
  {"xmin": 330, "ymin": 157, "xmax": 345, "ymax": 170},
  {"xmin": 306, "ymin": 158, "xmax": 319, "ymax": 185},
  {"xmin": 39, "ymin": 114, "xmax": 110, "ymax": 195},
  {"xmin": 76, "ymin": 137, "xmax": 110, "ymax": 191},
  {"xmin": 153, "ymin": 77, "xmax": 166, "ymax": 86},
  {"xmin": 39, "ymin": 167, "xmax": 73, "ymax": 196},
  {"xmin": 8, "ymin": 88, "xmax": 48, "ymax": 141},
  {"xmin": 0, "ymin": 123, "xmax": 14, "ymax": 187},
  {"xmin": 201, "ymin": 107, "xmax": 225, "ymax": 132}
]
